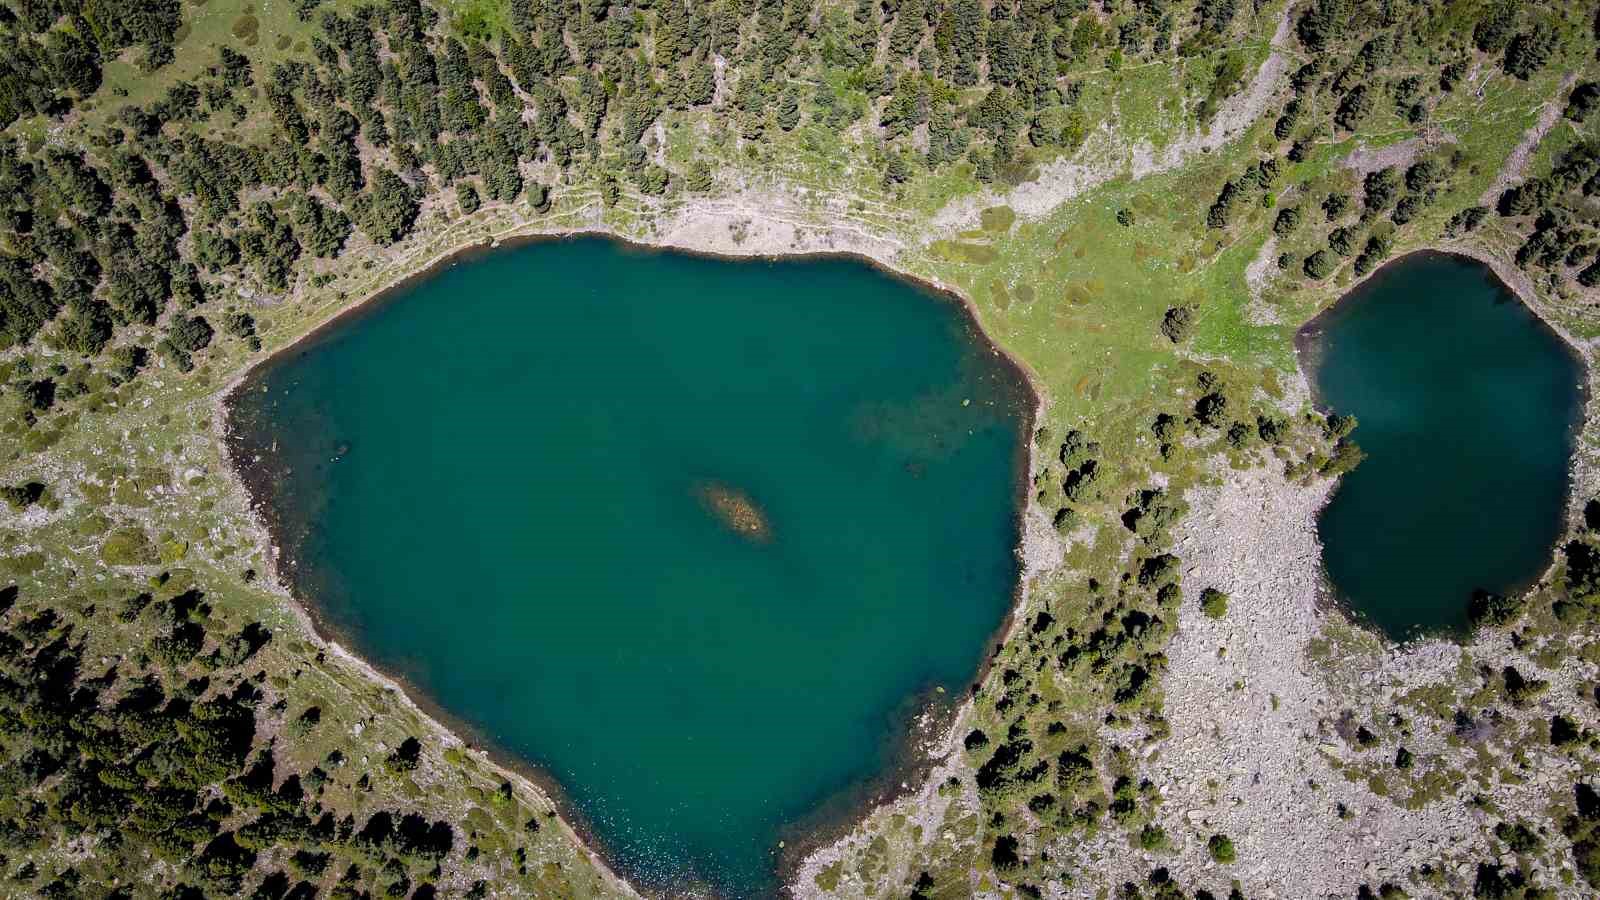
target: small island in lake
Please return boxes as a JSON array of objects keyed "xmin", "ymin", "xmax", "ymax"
[{"xmin": 696, "ymin": 481, "xmax": 773, "ymax": 543}]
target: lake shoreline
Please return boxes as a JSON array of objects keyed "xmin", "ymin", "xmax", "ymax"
[
  {"xmin": 1100, "ymin": 242, "xmax": 1600, "ymax": 895},
  {"xmin": 212, "ymin": 208, "xmax": 1048, "ymax": 899},
  {"xmin": 1289, "ymin": 246, "xmax": 1594, "ymax": 646},
  {"xmin": 216, "ymin": 379, "xmax": 656, "ymax": 898}
]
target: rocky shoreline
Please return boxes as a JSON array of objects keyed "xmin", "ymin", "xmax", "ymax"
[{"xmin": 205, "ymin": 180, "xmax": 1065, "ymax": 898}]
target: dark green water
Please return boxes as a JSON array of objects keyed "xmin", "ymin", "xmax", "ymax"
[
  {"xmin": 1302, "ymin": 252, "xmax": 1584, "ymax": 639},
  {"xmin": 229, "ymin": 237, "xmax": 1028, "ymax": 894}
]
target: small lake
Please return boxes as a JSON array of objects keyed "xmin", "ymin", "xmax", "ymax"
[
  {"xmin": 1300, "ymin": 251, "xmax": 1585, "ymax": 639},
  {"xmin": 229, "ymin": 236, "xmax": 1029, "ymax": 894}
]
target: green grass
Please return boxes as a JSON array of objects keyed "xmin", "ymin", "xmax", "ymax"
[{"xmin": 71, "ymin": 0, "xmax": 342, "ymax": 137}]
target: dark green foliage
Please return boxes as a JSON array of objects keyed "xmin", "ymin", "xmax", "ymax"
[
  {"xmin": 527, "ymin": 182, "xmax": 551, "ymax": 212},
  {"xmin": 1320, "ymin": 439, "xmax": 1365, "ymax": 477},
  {"xmin": 1565, "ymin": 783, "xmax": 1600, "ymax": 889},
  {"xmin": 1160, "ymin": 306, "xmax": 1195, "ymax": 343},
  {"xmin": 1472, "ymin": 862, "xmax": 1554, "ymax": 899},
  {"xmin": 1274, "ymin": 98, "xmax": 1302, "ymax": 141},
  {"xmin": 1353, "ymin": 233, "xmax": 1393, "ymax": 277},
  {"xmin": 1363, "ymin": 168, "xmax": 1401, "ymax": 214},
  {"xmin": 169, "ymin": 316, "xmax": 214, "ymax": 353},
  {"xmin": 1328, "ymin": 226, "xmax": 1356, "ymax": 257},
  {"xmin": 1503, "ymin": 22, "xmax": 1558, "ymax": 80},
  {"xmin": 1468, "ymin": 590, "xmax": 1526, "ymax": 630},
  {"xmin": 1296, "ymin": 0, "xmax": 1351, "ymax": 51},
  {"xmin": 1137, "ymin": 553, "xmax": 1180, "ymax": 588},
  {"xmin": 1558, "ymin": 536, "xmax": 1600, "ymax": 624},
  {"xmin": 1568, "ymin": 83, "xmax": 1600, "ymax": 123},
  {"xmin": 1335, "ymin": 85, "xmax": 1374, "ymax": 131},
  {"xmin": 21, "ymin": 378, "xmax": 55, "ymax": 411},
  {"xmin": 1445, "ymin": 206, "xmax": 1489, "ymax": 237},
  {"xmin": 1323, "ymin": 192, "xmax": 1351, "ymax": 221},
  {"xmin": 1273, "ymin": 206, "xmax": 1301, "ymax": 236},
  {"xmin": 0, "ymin": 481, "xmax": 45, "ymax": 510},
  {"xmin": 1551, "ymin": 716, "xmax": 1581, "ymax": 748},
  {"xmin": 1195, "ymin": 389, "xmax": 1228, "ymax": 427},
  {"xmin": 1256, "ymin": 414, "xmax": 1287, "ymax": 444},
  {"xmin": 1207, "ymin": 179, "xmax": 1245, "ymax": 228},
  {"xmin": 352, "ymin": 169, "xmax": 419, "ymax": 246},
  {"xmin": 1405, "ymin": 159, "xmax": 1443, "ymax": 192},
  {"xmin": 991, "ymin": 834, "xmax": 1021, "ymax": 869},
  {"xmin": 1474, "ymin": 3, "xmax": 1518, "ymax": 54},
  {"xmin": 1503, "ymin": 665, "xmax": 1549, "ymax": 707},
  {"xmin": 1207, "ymin": 833, "xmax": 1236, "ymax": 863},
  {"xmin": 386, "ymin": 736, "xmax": 423, "ymax": 773},
  {"xmin": 1303, "ymin": 249, "xmax": 1337, "ymax": 279}
]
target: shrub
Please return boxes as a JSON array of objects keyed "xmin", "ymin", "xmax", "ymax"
[
  {"xmin": 1504, "ymin": 22, "xmax": 1558, "ymax": 80},
  {"xmin": 1474, "ymin": 2, "xmax": 1517, "ymax": 52},
  {"xmin": 169, "ymin": 315, "xmax": 214, "ymax": 353},
  {"xmin": 1552, "ymin": 715, "xmax": 1582, "ymax": 748},
  {"xmin": 1568, "ymin": 82, "xmax": 1600, "ymax": 123},
  {"xmin": 1406, "ymin": 159, "xmax": 1443, "ymax": 192},
  {"xmin": 1304, "ymin": 249, "xmax": 1338, "ymax": 279},
  {"xmin": 991, "ymin": 834, "xmax": 1021, "ymax": 870},
  {"xmin": 1, "ymin": 482, "xmax": 45, "ymax": 510},
  {"xmin": 1495, "ymin": 821, "xmax": 1542, "ymax": 854},
  {"xmin": 1468, "ymin": 590, "xmax": 1526, "ymax": 629},
  {"xmin": 289, "ymin": 705, "xmax": 322, "ymax": 737},
  {"xmin": 1565, "ymin": 783, "xmax": 1600, "ymax": 888},
  {"xmin": 1208, "ymin": 833, "xmax": 1236, "ymax": 863},
  {"xmin": 21, "ymin": 378, "xmax": 56, "ymax": 410},
  {"xmin": 1160, "ymin": 306, "xmax": 1196, "ymax": 343},
  {"xmin": 1320, "ymin": 440, "xmax": 1366, "ymax": 477},
  {"xmin": 386, "ymin": 736, "xmax": 423, "ymax": 772},
  {"xmin": 1273, "ymin": 206, "xmax": 1301, "ymax": 236},
  {"xmin": 1335, "ymin": 85, "xmax": 1374, "ymax": 130},
  {"xmin": 527, "ymin": 182, "xmax": 551, "ymax": 212},
  {"xmin": 102, "ymin": 526, "xmax": 157, "ymax": 565},
  {"xmin": 1503, "ymin": 665, "xmax": 1549, "ymax": 706},
  {"xmin": 1323, "ymin": 192, "xmax": 1351, "ymax": 220},
  {"xmin": 1257, "ymin": 415, "xmax": 1288, "ymax": 444},
  {"xmin": 1364, "ymin": 167, "xmax": 1401, "ymax": 212},
  {"xmin": 1195, "ymin": 391, "xmax": 1228, "ymax": 427}
]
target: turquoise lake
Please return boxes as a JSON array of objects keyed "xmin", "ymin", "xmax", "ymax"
[
  {"xmin": 229, "ymin": 236, "xmax": 1029, "ymax": 894},
  {"xmin": 1301, "ymin": 252, "xmax": 1585, "ymax": 639}
]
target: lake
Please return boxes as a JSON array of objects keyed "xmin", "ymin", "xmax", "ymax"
[
  {"xmin": 228, "ymin": 236, "xmax": 1030, "ymax": 894},
  {"xmin": 1300, "ymin": 251, "xmax": 1585, "ymax": 639}
]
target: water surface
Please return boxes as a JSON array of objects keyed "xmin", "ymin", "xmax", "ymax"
[
  {"xmin": 230, "ymin": 237, "xmax": 1028, "ymax": 893},
  {"xmin": 1302, "ymin": 252, "xmax": 1584, "ymax": 638}
]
